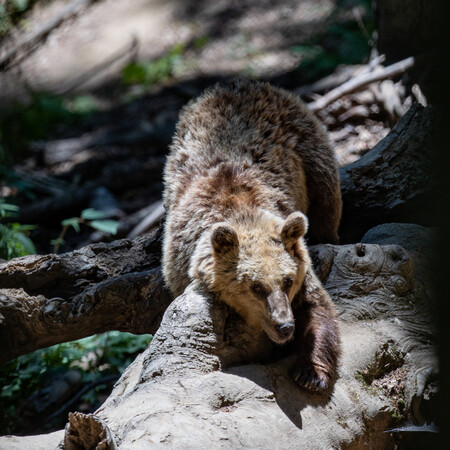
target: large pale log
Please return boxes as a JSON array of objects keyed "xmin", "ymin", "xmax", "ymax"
[
  {"xmin": 0, "ymin": 231, "xmax": 437, "ymax": 447},
  {"xmin": 1, "ymin": 237, "xmax": 437, "ymax": 449}
]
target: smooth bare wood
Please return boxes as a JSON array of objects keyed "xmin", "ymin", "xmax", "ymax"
[{"xmin": 307, "ymin": 56, "xmax": 415, "ymax": 112}]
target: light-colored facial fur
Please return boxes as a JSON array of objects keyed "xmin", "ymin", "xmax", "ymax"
[{"xmin": 189, "ymin": 210, "xmax": 309, "ymax": 344}]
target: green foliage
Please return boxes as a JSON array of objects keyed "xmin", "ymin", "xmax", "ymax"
[
  {"xmin": 80, "ymin": 208, "xmax": 109, "ymax": 220},
  {"xmin": 122, "ymin": 43, "xmax": 185, "ymax": 87},
  {"xmin": 66, "ymin": 94, "xmax": 99, "ymax": 115},
  {"xmin": 0, "ymin": 199, "xmax": 36, "ymax": 260},
  {"xmin": 0, "ymin": 0, "xmax": 34, "ymax": 39},
  {"xmin": 0, "ymin": 331, "xmax": 152, "ymax": 434},
  {"xmin": 52, "ymin": 208, "xmax": 118, "ymax": 253},
  {"xmin": 89, "ymin": 219, "xmax": 120, "ymax": 235},
  {"xmin": 292, "ymin": 1, "xmax": 374, "ymax": 82},
  {"xmin": 192, "ymin": 35, "xmax": 209, "ymax": 49}
]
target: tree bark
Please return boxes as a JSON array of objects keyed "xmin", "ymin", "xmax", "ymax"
[
  {"xmin": 339, "ymin": 103, "xmax": 435, "ymax": 243},
  {"xmin": 0, "ymin": 229, "xmax": 171, "ymax": 365}
]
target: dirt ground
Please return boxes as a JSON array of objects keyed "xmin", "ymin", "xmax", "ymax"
[
  {"xmin": 0, "ymin": 0, "xmax": 413, "ymax": 254},
  {"xmin": 0, "ymin": 0, "xmax": 337, "ymax": 103}
]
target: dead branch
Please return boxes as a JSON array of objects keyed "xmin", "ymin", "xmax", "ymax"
[
  {"xmin": 127, "ymin": 200, "xmax": 165, "ymax": 239},
  {"xmin": 295, "ymin": 54, "xmax": 386, "ymax": 97},
  {"xmin": 0, "ymin": 0, "xmax": 95, "ymax": 69},
  {"xmin": 32, "ymin": 124, "xmax": 163, "ymax": 166},
  {"xmin": 15, "ymin": 156, "xmax": 164, "ymax": 225},
  {"xmin": 308, "ymin": 56, "xmax": 415, "ymax": 112},
  {"xmin": 56, "ymin": 36, "xmax": 138, "ymax": 95},
  {"xmin": 0, "ymin": 230, "xmax": 172, "ymax": 364}
]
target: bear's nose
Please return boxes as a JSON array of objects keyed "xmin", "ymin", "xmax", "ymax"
[{"xmin": 275, "ymin": 322, "xmax": 295, "ymax": 339}]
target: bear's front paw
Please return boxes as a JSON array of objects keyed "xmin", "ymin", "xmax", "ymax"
[{"xmin": 290, "ymin": 362, "xmax": 333, "ymax": 393}]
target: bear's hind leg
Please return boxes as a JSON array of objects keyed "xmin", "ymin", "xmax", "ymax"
[{"xmin": 305, "ymin": 168, "xmax": 342, "ymax": 245}]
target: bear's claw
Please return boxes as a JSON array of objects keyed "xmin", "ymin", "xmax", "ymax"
[{"xmin": 292, "ymin": 365, "xmax": 331, "ymax": 393}]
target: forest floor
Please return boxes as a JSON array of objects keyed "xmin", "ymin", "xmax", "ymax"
[{"xmin": 0, "ymin": 0, "xmax": 410, "ymax": 256}]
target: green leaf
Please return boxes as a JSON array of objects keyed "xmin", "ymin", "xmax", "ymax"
[
  {"xmin": 1, "ymin": 383, "xmax": 20, "ymax": 398},
  {"xmin": 193, "ymin": 35, "xmax": 209, "ymax": 49},
  {"xmin": 122, "ymin": 62, "xmax": 148, "ymax": 85},
  {"xmin": 81, "ymin": 208, "xmax": 108, "ymax": 220},
  {"xmin": 61, "ymin": 217, "xmax": 80, "ymax": 232},
  {"xmin": 13, "ymin": 230, "xmax": 36, "ymax": 255},
  {"xmin": 0, "ymin": 201, "xmax": 19, "ymax": 218},
  {"xmin": 68, "ymin": 95, "xmax": 99, "ymax": 115},
  {"xmin": 0, "ymin": 222, "xmax": 36, "ymax": 259},
  {"xmin": 89, "ymin": 220, "xmax": 118, "ymax": 235},
  {"xmin": 11, "ymin": 223, "xmax": 36, "ymax": 232}
]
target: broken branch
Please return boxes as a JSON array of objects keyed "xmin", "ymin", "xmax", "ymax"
[{"xmin": 308, "ymin": 56, "xmax": 415, "ymax": 112}]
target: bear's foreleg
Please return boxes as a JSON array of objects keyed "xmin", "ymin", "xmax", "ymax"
[{"xmin": 290, "ymin": 273, "xmax": 340, "ymax": 393}]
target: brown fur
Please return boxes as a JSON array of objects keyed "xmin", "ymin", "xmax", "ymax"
[{"xmin": 163, "ymin": 80, "xmax": 341, "ymax": 392}]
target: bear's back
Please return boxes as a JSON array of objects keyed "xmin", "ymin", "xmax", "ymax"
[{"xmin": 164, "ymin": 80, "xmax": 334, "ymax": 215}]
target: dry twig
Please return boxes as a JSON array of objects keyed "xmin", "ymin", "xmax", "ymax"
[{"xmin": 308, "ymin": 56, "xmax": 415, "ymax": 113}]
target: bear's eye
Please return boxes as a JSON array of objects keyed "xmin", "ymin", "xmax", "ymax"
[
  {"xmin": 283, "ymin": 277, "xmax": 293, "ymax": 291},
  {"xmin": 251, "ymin": 282, "xmax": 264, "ymax": 296}
]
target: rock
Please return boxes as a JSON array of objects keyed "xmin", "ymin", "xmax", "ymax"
[{"xmin": 361, "ymin": 222, "xmax": 436, "ymax": 253}]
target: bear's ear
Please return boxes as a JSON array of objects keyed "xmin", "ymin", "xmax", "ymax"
[
  {"xmin": 281, "ymin": 212, "xmax": 308, "ymax": 248},
  {"xmin": 211, "ymin": 223, "xmax": 239, "ymax": 255}
]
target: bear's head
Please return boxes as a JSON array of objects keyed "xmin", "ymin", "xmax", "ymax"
[{"xmin": 190, "ymin": 211, "xmax": 309, "ymax": 344}]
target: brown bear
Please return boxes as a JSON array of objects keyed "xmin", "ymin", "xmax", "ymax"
[{"xmin": 162, "ymin": 80, "xmax": 341, "ymax": 393}]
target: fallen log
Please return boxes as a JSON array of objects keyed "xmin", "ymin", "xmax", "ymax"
[
  {"xmin": 339, "ymin": 103, "xmax": 435, "ymax": 243},
  {"xmin": 0, "ymin": 230, "xmax": 171, "ymax": 364},
  {"xmin": 15, "ymin": 156, "xmax": 164, "ymax": 226},
  {"xmin": 1, "ymin": 236, "xmax": 437, "ymax": 448}
]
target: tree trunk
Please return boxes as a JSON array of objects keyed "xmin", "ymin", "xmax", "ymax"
[{"xmin": 339, "ymin": 103, "xmax": 435, "ymax": 243}]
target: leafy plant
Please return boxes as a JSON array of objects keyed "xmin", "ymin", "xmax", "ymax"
[
  {"xmin": 51, "ymin": 208, "xmax": 119, "ymax": 253},
  {"xmin": 0, "ymin": 0, "xmax": 35, "ymax": 40},
  {"xmin": 0, "ymin": 331, "xmax": 152, "ymax": 434},
  {"xmin": 0, "ymin": 199, "xmax": 36, "ymax": 260},
  {"xmin": 122, "ymin": 43, "xmax": 185, "ymax": 87}
]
